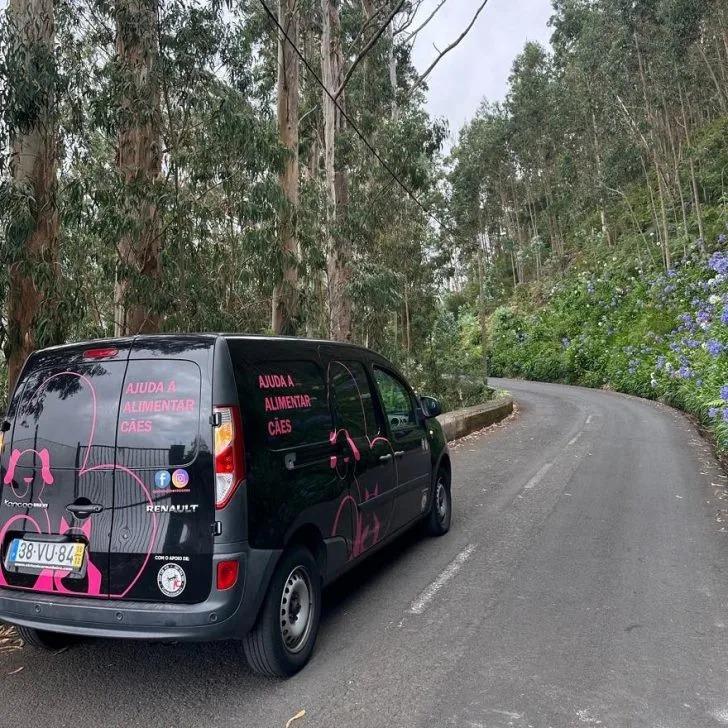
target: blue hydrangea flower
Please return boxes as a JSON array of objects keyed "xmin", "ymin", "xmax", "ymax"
[
  {"xmin": 708, "ymin": 251, "xmax": 728, "ymax": 275},
  {"xmin": 722, "ymin": 307, "xmax": 728, "ymax": 325},
  {"xmin": 706, "ymin": 339, "xmax": 723, "ymax": 356},
  {"xmin": 677, "ymin": 367, "xmax": 692, "ymax": 379},
  {"xmin": 723, "ymin": 408, "xmax": 728, "ymax": 423},
  {"xmin": 708, "ymin": 407, "xmax": 719, "ymax": 419},
  {"xmin": 721, "ymin": 385, "xmax": 728, "ymax": 401}
]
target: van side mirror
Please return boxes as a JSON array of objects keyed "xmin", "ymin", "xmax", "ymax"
[{"xmin": 420, "ymin": 396, "xmax": 442, "ymax": 418}]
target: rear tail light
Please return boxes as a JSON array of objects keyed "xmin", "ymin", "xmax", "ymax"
[
  {"xmin": 83, "ymin": 347, "xmax": 119, "ymax": 359},
  {"xmin": 213, "ymin": 405, "xmax": 245, "ymax": 509},
  {"xmin": 217, "ymin": 559, "xmax": 239, "ymax": 590}
]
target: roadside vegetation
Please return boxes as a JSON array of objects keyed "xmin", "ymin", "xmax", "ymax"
[{"xmin": 445, "ymin": 1, "xmax": 728, "ymax": 449}]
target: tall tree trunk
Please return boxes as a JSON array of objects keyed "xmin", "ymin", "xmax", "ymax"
[
  {"xmin": 321, "ymin": 0, "xmax": 352, "ymax": 341},
  {"xmin": 591, "ymin": 109, "xmax": 611, "ymax": 246},
  {"xmin": 114, "ymin": 0, "xmax": 162, "ymax": 336},
  {"xmin": 272, "ymin": 0, "xmax": 300, "ymax": 335},
  {"xmin": 6, "ymin": 0, "xmax": 62, "ymax": 394},
  {"xmin": 679, "ymin": 84, "xmax": 705, "ymax": 246},
  {"xmin": 388, "ymin": 25, "xmax": 398, "ymax": 120}
]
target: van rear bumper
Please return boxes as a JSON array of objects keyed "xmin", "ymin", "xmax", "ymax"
[{"xmin": 0, "ymin": 546, "xmax": 281, "ymax": 642}]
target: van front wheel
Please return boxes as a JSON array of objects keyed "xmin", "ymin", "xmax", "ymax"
[
  {"xmin": 243, "ymin": 545, "xmax": 321, "ymax": 677},
  {"xmin": 424, "ymin": 467, "xmax": 452, "ymax": 536}
]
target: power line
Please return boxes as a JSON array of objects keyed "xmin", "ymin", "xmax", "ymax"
[{"xmin": 258, "ymin": 0, "xmax": 455, "ymax": 236}]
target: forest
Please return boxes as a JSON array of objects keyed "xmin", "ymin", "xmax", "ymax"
[{"xmin": 0, "ymin": 0, "xmax": 727, "ymax": 446}]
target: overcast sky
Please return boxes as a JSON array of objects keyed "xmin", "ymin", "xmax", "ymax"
[{"xmin": 410, "ymin": 0, "xmax": 553, "ymax": 146}]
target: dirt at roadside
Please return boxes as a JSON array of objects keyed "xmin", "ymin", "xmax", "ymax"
[{"xmin": 1, "ymin": 622, "xmax": 22, "ymax": 655}]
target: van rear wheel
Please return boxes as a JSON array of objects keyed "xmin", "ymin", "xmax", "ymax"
[
  {"xmin": 243, "ymin": 545, "xmax": 321, "ymax": 677},
  {"xmin": 17, "ymin": 625, "xmax": 77, "ymax": 650}
]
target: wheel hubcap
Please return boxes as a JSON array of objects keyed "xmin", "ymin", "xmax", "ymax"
[
  {"xmin": 280, "ymin": 566, "xmax": 314, "ymax": 653},
  {"xmin": 436, "ymin": 478, "xmax": 448, "ymax": 521}
]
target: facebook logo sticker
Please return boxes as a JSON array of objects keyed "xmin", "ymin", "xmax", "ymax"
[{"xmin": 154, "ymin": 470, "xmax": 171, "ymax": 490}]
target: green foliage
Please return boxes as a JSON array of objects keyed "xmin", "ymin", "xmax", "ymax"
[{"xmin": 488, "ymin": 229, "xmax": 728, "ymax": 451}]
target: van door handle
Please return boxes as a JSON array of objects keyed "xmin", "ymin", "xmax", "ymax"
[
  {"xmin": 394, "ymin": 451, "xmax": 405, "ymax": 458},
  {"xmin": 379, "ymin": 454, "xmax": 393, "ymax": 462},
  {"xmin": 66, "ymin": 502, "xmax": 104, "ymax": 517}
]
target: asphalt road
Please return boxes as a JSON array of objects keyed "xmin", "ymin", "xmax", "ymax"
[{"xmin": 1, "ymin": 378, "xmax": 727, "ymax": 728}]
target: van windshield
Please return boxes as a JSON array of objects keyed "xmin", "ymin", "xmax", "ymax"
[{"xmin": 9, "ymin": 359, "xmax": 202, "ymax": 471}]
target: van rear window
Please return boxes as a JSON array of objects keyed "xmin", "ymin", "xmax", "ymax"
[
  {"xmin": 8, "ymin": 359, "xmax": 202, "ymax": 471},
  {"xmin": 117, "ymin": 360, "xmax": 201, "ymax": 469},
  {"xmin": 10, "ymin": 363, "xmax": 124, "ymax": 470}
]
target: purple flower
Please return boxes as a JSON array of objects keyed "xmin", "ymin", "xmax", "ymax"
[
  {"xmin": 561, "ymin": 337, "xmax": 570, "ymax": 349},
  {"xmin": 706, "ymin": 339, "xmax": 724, "ymax": 356},
  {"xmin": 696, "ymin": 309, "xmax": 712, "ymax": 325},
  {"xmin": 684, "ymin": 338, "xmax": 700, "ymax": 349},
  {"xmin": 708, "ymin": 251, "xmax": 728, "ymax": 276},
  {"xmin": 708, "ymin": 407, "xmax": 720, "ymax": 419},
  {"xmin": 677, "ymin": 366, "xmax": 692, "ymax": 379},
  {"xmin": 718, "ymin": 233, "xmax": 727, "ymax": 245},
  {"xmin": 666, "ymin": 269, "xmax": 677, "ymax": 278},
  {"xmin": 722, "ymin": 307, "xmax": 728, "ymax": 325},
  {"xmin": 723, "ymin": 408, "xmax": 728, "ymax": 423},
  {"xmin": 721, "ymin": 385, "xmax": 728, "ymax": 401}
]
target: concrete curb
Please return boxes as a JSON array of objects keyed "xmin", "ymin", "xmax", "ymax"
[{"xmin": 436, "ymin": 396, "xmax": 514, "ymax": 442}]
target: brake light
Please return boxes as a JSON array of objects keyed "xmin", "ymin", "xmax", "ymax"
[
  {"xmin": 83, "ymin": 347, "xmax": 119, "ymax": 359},
  {"xmin": 217, "ymin": 560, "xmax": 239, "ymax": 590},
  {"xmin": 213, "ymin": 405, "xmax": 245, "ymax": 509}
]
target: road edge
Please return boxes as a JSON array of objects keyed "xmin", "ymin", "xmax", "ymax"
[{"xmin": 436, "ymin": 397, "xmax": 514, "ymax": 442}]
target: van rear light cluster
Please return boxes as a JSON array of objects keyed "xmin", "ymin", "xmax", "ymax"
[
  {"xmin": 213, "ymin": 405, "xmax": 245, "ymax": 509},
  {"xmin": 217, "ymin": 560, "xmax": 239, "ymax": 590}
]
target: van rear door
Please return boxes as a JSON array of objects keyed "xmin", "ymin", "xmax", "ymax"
[
  {"xmin": 0, "ymin": 346, "xmax": 131, "ymax": 597},
  {"xmin": 108, "ymin": 338, "xmax": 215, "ymax": 603}
]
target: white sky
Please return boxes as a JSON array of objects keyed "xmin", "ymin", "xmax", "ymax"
[{"xmin": 410, "ymin": 0, "xmax": 553, "ymax": 145}]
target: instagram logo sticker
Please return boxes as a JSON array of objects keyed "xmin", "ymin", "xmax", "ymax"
[{"xmin": 171, "ymin": 469, "xmax": 189, "ymax": 489}]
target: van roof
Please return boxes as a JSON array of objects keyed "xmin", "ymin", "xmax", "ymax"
[{"xmin": 34, "ymin": 333, "xmax": 381, "ymax": 358}]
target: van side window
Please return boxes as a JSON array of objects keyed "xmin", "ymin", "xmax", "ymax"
[
  {"xmin": 329, "ymin": 360, "xmax": 381, "ymax": 439},
  {"xmin": 251, "ymin": 361, "xmax": 331, "ymax": 447},
  {"xmin": 373, "ymin": 368, "xmax": 416, "ymax": 434}
]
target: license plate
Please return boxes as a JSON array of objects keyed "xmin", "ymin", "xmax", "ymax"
[{"xmin": 6, "ymin": 539, "xmax": 85, "ymax": 573}]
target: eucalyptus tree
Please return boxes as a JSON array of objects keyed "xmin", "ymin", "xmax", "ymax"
[{"xmin": 1, "ymin": 0, "xmax": 64, "ymax": 392}]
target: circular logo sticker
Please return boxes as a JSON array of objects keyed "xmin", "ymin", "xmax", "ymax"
[
  {"xmin": 154, "ymin": 470, "xmax": 171, "ymax": 490},
  {"xmin": 157, "ymin": 563, "xmax": 186, "ymax": 598},
  {"xmin": 171, "ymin": 469, "xmax": 189, "ymax": 489}
]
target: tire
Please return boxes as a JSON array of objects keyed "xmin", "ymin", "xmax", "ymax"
[
  {"xmin": 243, "ymin": 545, "xmax": 322, "ymax": 677},
  {"xmin": 424, "ymin": 466, "xmax": 452, "ymax": 537},
  {"xmin": 17, "ymin": 625, "xmax": 77, "ymax": 651}
]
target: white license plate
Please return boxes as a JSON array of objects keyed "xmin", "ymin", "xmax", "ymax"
[{"xmin": 6, "ymin": 538, "xmax": 85, "ymax": 573}]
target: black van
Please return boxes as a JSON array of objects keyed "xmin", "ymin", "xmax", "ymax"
[{"xmin": 0, "ymin": 335, "xmax": 451, "ymax": 675}]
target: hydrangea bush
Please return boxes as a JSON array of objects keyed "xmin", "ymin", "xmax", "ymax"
[{"xmin": 488, "ymin": 230, "xmax": 728, "ymax": 452}]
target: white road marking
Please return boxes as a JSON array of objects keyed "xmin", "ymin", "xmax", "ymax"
[
  {"xmin": 568, "ymin": 432, "xmax": 582, "ymax": 446},
  {"xmin": 409, "ymin": 544, "xmax": 476, "ymax": 615},
  {"xmin": 586, "ymin": 414, "xmax": 593, "ymax": 425},
  {"xmin": 524, "ymin": 462, "xmax": 552, "ymax": 490}
]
